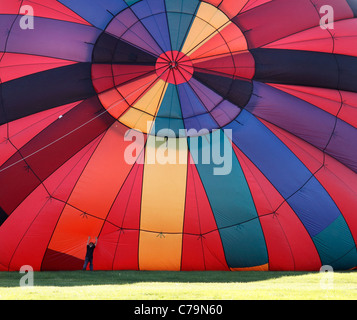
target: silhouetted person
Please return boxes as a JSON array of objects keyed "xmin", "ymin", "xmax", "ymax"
[{"xmin": 82, "ymin": 236, "xmax": 97, "ymax": 271}]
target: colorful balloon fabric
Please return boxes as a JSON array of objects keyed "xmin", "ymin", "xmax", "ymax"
[{"xmin": 0, "ymin": 0, "xmax": 357, "ymax": 271}]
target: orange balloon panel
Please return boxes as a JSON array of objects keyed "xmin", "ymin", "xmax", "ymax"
[
  {"xmin": 139, "ymin": 232, "xmax": 184, "ymax": 271},
  {"xmin": 48, "ymin": 205, "xmax": 104, "ymax": 260},
  {"xmin": 68, "ymin": 123, "xmax": 141, "ymax": 218}
]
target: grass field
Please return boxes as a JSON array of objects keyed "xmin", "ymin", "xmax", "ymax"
[{"xmin": 0, "ymin": 270, "xmax": 357, "ymax": 300}]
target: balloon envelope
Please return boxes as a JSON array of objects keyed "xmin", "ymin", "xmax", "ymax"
[{"xmin": 0, "ymin": 0, "xmax": 357, "ymax": 271}]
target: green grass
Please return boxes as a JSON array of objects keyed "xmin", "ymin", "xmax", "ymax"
[{"xmin": 0, "ymin": 271, "xmax": 357, "ymax": 300}]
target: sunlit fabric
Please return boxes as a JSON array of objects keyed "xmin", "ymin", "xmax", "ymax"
[{"xmin": 0, "ymin": 0, "xmax": 357, "ymax": 271}]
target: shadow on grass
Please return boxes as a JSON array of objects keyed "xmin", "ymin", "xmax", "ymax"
[{"xmin": 0, "ymin": 270, "xmax": 317, "ymax": 287}]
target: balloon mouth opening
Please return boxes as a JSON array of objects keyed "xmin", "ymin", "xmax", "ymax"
[
  {"xmin": 90, "ymin": 5, "xmax": 253, "ymax": 138},
  {"xmin": 155, "ymin": 51, "xmax": 194, "ymax": 85},
  {"xmin": 169, "ymin": 61, "xmax": 178, "ymax": 69}
]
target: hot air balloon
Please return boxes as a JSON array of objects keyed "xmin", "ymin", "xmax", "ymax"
[{"xmin": 0, "ymin": 0, "xmax": 357, "ymax": 272}]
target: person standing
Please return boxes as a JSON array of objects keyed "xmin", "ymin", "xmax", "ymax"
[{"xmin": 82, "ymin": 236, "xmax": 97, "ymax": 271}]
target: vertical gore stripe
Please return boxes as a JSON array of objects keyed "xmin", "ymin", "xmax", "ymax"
[{"xmin": 139, "ymin": 136, "xmax": 188, "ymax": 270}]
